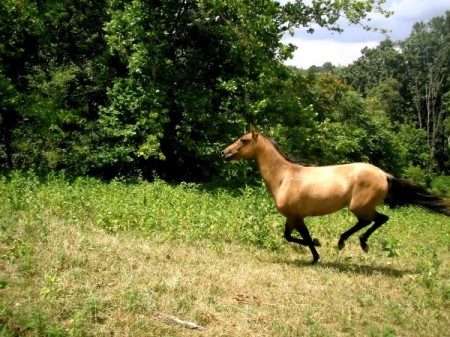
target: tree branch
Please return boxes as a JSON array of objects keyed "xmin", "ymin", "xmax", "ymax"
[{"xmin": 154, "ymin": 312, "xmax": 205, "ymax": 330}]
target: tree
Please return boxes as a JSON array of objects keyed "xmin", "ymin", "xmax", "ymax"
[
  {"xmin": 0, "ymin": 74, "xmax": 20, "ymax": 168},
  {"xmin": 98, "ymin": 0, "xmax": 392, "ymax": 181},
  {"xmin": 307, "ymin": 62, "xmax": 336, "ymax": 74},
  {"xmin": 0, "ymin": 0, "xmax": 41, "ymax": 169},
  {"xmin": 338, "ymin": 12, "xmax": 450, "ymax": 174},
  {"xmin": 366, "ymin": 78, "xmax": 406, "ymax": 124},
  {"xmin": 0, "ymin": 0, "xmax": 394, "ymax": 181},
  {"xmin": 401, "ymin": 12, "xmax": 450, "ymax": 168},
  {"xmin": 303, "ymin": 75, "xmax": 407, "ymax": 174},
  {"xmin": 337, "ymin": 39, "xmax": 406, "ymax": 97},
  {"xmin": 0, "ymin": 0, "xmax": 111, "ymax": 173}
]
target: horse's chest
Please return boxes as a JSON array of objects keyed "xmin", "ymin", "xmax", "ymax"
[{"xmin": 273, "ymin": 188, "xmax": 304, "ymax": 216}]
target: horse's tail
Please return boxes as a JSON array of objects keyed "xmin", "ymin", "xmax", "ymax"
[{"xmin": 386, "ymin": 176, "xmax": 450, "ymax": 216}]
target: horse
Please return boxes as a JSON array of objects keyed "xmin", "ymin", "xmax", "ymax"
[{"xmin": 221, "ymin": 127, "xmax": 450, "ymax": 264}]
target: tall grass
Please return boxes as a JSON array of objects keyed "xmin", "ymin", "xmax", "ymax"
[
  {"xmin": 1, "ymin": 171, "xmax": 449, "ymax": 336},
  {"xmin": 0, "ymin": 171, "xmax": 284, "ymax": 250}
]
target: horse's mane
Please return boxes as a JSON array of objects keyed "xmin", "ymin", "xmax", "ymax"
[{"xmin": 261, "ymin": 134, "xmax": 311, "ymax": 167}]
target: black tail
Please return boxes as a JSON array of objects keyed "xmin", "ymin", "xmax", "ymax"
[{"xmin": 386, "ymin": 176, "xmax": 450, "ymax": 216}]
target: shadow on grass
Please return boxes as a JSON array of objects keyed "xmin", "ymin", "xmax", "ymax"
[{"xmin": 278, "ymin": 259, "xmax": 413, "ymax": 278}]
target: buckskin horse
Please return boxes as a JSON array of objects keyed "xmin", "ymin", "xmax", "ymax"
[{"xmin": 221, "ymin": 127, "xmax": 450, "ymax": 264}]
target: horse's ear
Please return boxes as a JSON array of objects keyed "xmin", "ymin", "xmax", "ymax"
[{"xmin": 250, "ymin": 126, "xmax": 258, "ymax": 140}]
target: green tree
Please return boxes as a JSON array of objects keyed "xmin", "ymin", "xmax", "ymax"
[
  {"xmin": 401, "ymin": 12, "xmax": 450, "ymax": 169},
  {"xmin": 0, "ymin": 0, "xmax": 111, "ymax": 174},
  {"xmin": 0, "ymin": 74, "xmax": 20, "ymax": 168},
  {"xmin": 307, "ymin": 76, "xmax": 407, "ymax": 174},
  {"xmin": 0, "ymin": 0, "xmax": 393, "ymax": 181},
  {"xmin": 338, "ymin": 12, "xmax": 450, "ymax": 174},
  {"xmin": 366, "ymin": 78, "xmax": 406, "ymax": 124},
  {"xmin": 337, "ymin": 39, "xmax": 407, "ymax": 97},
  {"xmin": 0, "ymin": 0, "xmax": 41, "ymax": 169},
  {"xmin": 258, "ymin": 73, "xmax": 409, "ymax": 175}
]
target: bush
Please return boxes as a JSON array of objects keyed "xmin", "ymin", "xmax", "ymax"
[
  {"xmin": 402, "ymin": 165, "xmax": 433, "ymax": 187},
  {"xmin": 431, "ymin": 175, "xmax": 450, "ymax": 195}
]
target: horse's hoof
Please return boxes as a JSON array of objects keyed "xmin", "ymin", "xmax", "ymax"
[
  {"xmin": 311, "ymin": 257, "xmax": 320, "ymax": 265},
  {"xmin": 360, "ymin": 239, "xmax": 369, "ymax": 253},
  {"xmin": 338, "ymin": 240, "xmax": 345, "ymax": 250},
  {"xmin": 313, "ymin": 238, "xmax": 321, "ymax": 247}
]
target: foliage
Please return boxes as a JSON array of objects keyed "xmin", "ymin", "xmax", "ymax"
[
  {"xmin": 337, "ymin": 39, "xmax": 407, "ymax": 97},
  {"xmin": 366, "ymin": 78, "xmax": 406, "ymax": 123},
  {"xmin": 401, "ymin": 13, "xmax": 450, "ymax": 169},
  {"xmin": 262, "ymin": 73, "xmax": 411, "ymax": 176},
  {"xmin": 338, "ymin": 12, "xmax": 450, "ymax": 173},
  {"xmin": 430, "ymin": 175, "xmax": 450, "ymax": 195},
  {"xmin": 0, "ymin": 0, "xmax": 112, "ymax": 175},
  {"xmin": 0, "ymin": 0, "xmax": 447, "ymax": 181}
]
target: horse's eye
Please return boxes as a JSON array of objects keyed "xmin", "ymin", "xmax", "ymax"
[{"xmin": 241, "ymin": 138, "xmax": 250, "ymax": 144}]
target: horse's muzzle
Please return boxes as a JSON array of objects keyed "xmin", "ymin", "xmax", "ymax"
[{"xmin": 221, "ymin": 150, "xmax": 234, "ymax": 160}]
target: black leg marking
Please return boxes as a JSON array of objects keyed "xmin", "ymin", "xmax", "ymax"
[
  {"xmin": 359, "ymin": 213, "xmax": 389, "ymax": 252},
  {"xmin": 284, "ymin": 225, "xmax": 308, "ymax": 246},
  {"xmin": 284, "ymin": 220, "xmax": 321, "ymax": 264},
  {"xmin": 297, "ymin": 220, "xmax": 320, "ymax": 264},
  {"xmin": 338, "ymin": 219, "xmax": 372, "ymax": 250}
]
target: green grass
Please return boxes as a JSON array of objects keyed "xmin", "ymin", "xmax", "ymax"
[{"xmin": 1, "ymin": 172, "xmax": 449, "ymax": 336}]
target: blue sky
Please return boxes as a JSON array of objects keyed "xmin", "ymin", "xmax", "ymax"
[{"xmin": 281, "ymin": 0, "xmax": 449, "ymax": 68}]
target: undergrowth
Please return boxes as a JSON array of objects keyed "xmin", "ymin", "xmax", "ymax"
[{"xmin": 0, "ymin": 171, "xmax": 284, "ymax": 250}]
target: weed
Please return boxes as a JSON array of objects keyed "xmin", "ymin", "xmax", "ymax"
[
  {"xmin": 381, "ymin": 237, "xmax": 401, "ymax": 257},
  {"xmin": 383, "ymin": 327, "xmax": 397, "ymax": 337},
  {"xmin": 40, "ymin": 274, "xmax": 61, "ymax": 300}
]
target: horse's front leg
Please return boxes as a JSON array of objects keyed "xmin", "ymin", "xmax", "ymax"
[
  {"xmin": 284, "ymin": 219, "xmax": 321, "ymax": 264},
  {"xmin": 284, "ymin": 223, "xmax": 307, "ymax": 245}
]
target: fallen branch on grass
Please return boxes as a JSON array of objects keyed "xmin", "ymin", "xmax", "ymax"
[{"xmin": 154, "ymin": 312, "xmax": 205, "ymax": 330}]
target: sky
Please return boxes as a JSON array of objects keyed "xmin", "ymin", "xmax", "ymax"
[{"xmin": 281, "ymin": 0, "xmax": 449, "ymax": 69}]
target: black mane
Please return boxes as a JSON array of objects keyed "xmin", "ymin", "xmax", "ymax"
[{"xmin": 261, "ymin": 134, "xmax": 311, "ymax": 167}]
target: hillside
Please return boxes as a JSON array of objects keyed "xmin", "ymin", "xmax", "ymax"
[{"xmin": 1, "ymin": 175, "xmax": 449, "ymax": 336}]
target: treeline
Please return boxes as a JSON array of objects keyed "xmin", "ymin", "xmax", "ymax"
[{"xmin": 0, "ymin": 1, "xmax": 448, "ymax": 183}]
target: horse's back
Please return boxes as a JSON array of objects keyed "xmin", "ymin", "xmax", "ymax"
[{"xmin": 301, "ymin": 162, "xmax": 386, "ymax": 189}]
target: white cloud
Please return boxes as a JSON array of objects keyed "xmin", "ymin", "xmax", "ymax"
[
  {"xmin": 388, "ymin": 0, "xmax": 449, "ymax": 21},
  {"xmin": 283, "ymin": 38, "xmax": 379, "ymax": 69},
  {"xmin": 282, "ymin": 0, "xmax": 449, "ymax": 68}
]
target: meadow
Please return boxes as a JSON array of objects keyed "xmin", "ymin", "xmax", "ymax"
[{"xmin": 1, "ymin": 172, "xmax": 449, "ymax": 336}]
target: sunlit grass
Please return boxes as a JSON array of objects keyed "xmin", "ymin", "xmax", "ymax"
[{"xmin": 1, "ymin": 172, "xmax": 449, "ymax": 336}]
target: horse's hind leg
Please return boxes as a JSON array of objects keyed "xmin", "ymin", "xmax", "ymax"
[
  {"xmin": 359, "ymin": 212, "xmax": 389, "ymax": 252},
  {"xmin": 338, "ymin": 218, "xmax": 372, "ymax": 250}
]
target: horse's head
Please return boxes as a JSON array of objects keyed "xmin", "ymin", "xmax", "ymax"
[{"xmin": 221, "ymin": 127, "xmax": 260, "ymax": 160}]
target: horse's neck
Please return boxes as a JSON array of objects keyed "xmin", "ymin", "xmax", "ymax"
[{"xmin": 254, "ymin": 139, "xmax": 290, "ymax": 195}]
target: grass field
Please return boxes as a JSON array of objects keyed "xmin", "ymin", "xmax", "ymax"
[{"xmin": 1, "ymin": 172, "xmax": 449, "ymax": 336}]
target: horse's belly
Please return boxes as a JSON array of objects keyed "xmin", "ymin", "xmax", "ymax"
[
  {"xmin": 276, "ymin": 183, "xmax": 350, "ymax": 217},
  {"xmin": 302, "ymin": 197, "xmax": 347, "ymax": 216}
]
